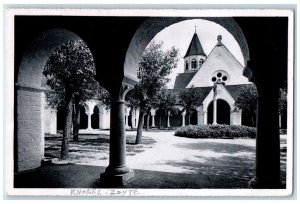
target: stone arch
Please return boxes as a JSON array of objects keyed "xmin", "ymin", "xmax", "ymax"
[
  {"xmin": 18, "ymin": 29, "xmax": 82, "ymax": 89},
  {"xmin": 207, "ymin": 99, "xmax": 231, "ymax": 125},
  {"xmin": 15, "ymin": 28, "xmax": 89, "ymax": 172},
  {"xmin": 82, "ymin": 102, "xmax": 90, "ymax": 114},
  {"xmin": 202, "ymin": 87, "xmax": 235, "ymax": 112},
  {"xmin": 124, "ymin": 17, "xmax": 250, "ymax": 77}
]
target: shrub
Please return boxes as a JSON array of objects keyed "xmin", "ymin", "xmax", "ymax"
[{"xmin": 174, "ymin": 124, "xmax": 256, "ymax": 139}]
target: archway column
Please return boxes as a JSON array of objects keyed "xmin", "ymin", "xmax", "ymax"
[
  {"xmin": 167, "ymin": 110, "xmax": 171, "ymax": 128},
  {"xmin": 181, "ymin": 111, "xmax": 186, "ymax": 126},
  {"xmin": 100, "ymin": 83, "xmax": 134, "ymax": 186},
  {"xmin": 150, "ymin": 109, "xmax": 156, "ymax": 127},
  {"xmin": 197, "ymin": 106, "xmax": 207, "ymax": 125},
  {"xmin": 230, "ymin": 108, "xmax": 242, "ymax": 125},
  {"xmin": 86, "ymin": 112, "xmax": 92, "ymax": 130},
  {"xmin": 212, "ymin": 98, "xmax": 217, "ymax": 125},
  {"xmin": 249, "ymin": 89, "xmax": 282, "ymax": 188},
  {"xmin": 125, "ymin": 107, "xmax": 130, "ymax": 128}
]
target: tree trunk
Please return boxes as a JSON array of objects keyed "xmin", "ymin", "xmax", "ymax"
[
  {"xmin": 61, "ymin": 93, "xmax": 73, "ymax": 159},
  {"xmin": 135, "ymin": 111, "xmax": 145, "ymax": 144},
  {"xmin": 72, "ymin": 97, "xmax": 80, "ymax": 142},
  {"xmin": 146, "ymin": 114, "xmax": 150, "ymax": 131},
  {"xmin": 188, "ymin": 114, "xmax": 191, "ymax": 125}
]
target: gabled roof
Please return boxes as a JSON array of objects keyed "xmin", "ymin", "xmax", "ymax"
[
  {"xmin": 167, "ymin": 84, "xmax": 256, "ymax": 104},
  {"xmin": 173, "ymin": 72, "xmax": 197, "ymax": 89},
  {"xmin": 166, "ymin": 87, "xmax": 212, "ymax": 104},
  {"xmin": 224, "ymin": 84, "xmax": 256, "ymax": 100},
  {"xmin": 184, "ymin": 33, "xmax": 206, "ymax": 58}
]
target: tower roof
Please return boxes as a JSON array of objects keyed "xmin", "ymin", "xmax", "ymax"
[{"xmin": 184, "ymin": 33, "xmax": 206, "ymax": 58}]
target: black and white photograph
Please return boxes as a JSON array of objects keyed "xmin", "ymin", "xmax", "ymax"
[{"xmin": 2, "ymin": 5, "xmax": 295, "ymax": 198}]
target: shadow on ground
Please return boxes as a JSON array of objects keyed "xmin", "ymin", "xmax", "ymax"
[
  {"xmin": 45, "ymin": 133, "xmax": 156, "ymax": 161},
  {"xmin": 12, "ymin": 163, "xmax": 253, "ymax": 189}
]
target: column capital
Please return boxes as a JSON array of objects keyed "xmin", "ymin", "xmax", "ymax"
[
  {"xmin": 150, "ymin": 108, "xmax": 157, "ymax": 116},
  {"xmin": 181, "ymin": 110, "xmax": 186, "ymax": 116},
  {"xmin": 110, "ymin": 83, "xmax": 134, "ymax": 102},
  {"xmin": 85, "ymin": 111, "xmax": 92, "ymax": 116}
]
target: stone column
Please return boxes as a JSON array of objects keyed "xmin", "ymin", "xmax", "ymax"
[
  {"xmin": 50, "ymin": 109, "xmax": 57, "ymax": 134},
  {"xmin": 230, "ymin": 109, "xmax": 242, "ymax": 125},
  {"xmin": 98, "ymin": 109, "xmax": 102, "ymax": 130},
  {"xmin": 125, "ymin": 107, "xmax": 130, "ymax": 128},
  {"xmin": 151, "ymin": 115, "xmax": 155, "ymax": 127},
  {"xmin": 150, "ymin": 109, "xmax": 156, "ymax": 127},
  {"xmin": 212, "ymin": 99, "xmax": 217, "ymax": 125},
  {"xmin": 203, "ymin": 111, "xmax": 208, "ymax": 125},
  {"xmin": 249, "ymin": 91, "xmax": 282, "ymax": 188},
  {"xmin": 100, "ymin": 84, "xmax": 134, "ymax": 186},
  {"xmin": 181, "ymin": 111, "xmax": 186, "ymax": 126},
  {"xmin": 167, "ymin": 110, "xmax": 171, "ymax": 127},
  {"xmin": 87, "ymin": 112, "xmax": 92, "ymax": 130}
]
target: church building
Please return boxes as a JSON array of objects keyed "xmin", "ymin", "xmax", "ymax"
[{"xmin": 168, "ymin": 32, "xmax": 254, "ymax": 126}]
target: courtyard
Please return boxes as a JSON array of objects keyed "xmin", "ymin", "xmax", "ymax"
[{"xmin": 14, "ymin": 130, "xmax": 287, "ymax": 189}]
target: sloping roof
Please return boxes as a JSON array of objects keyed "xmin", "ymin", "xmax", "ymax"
[
  {"xmin": 166, "ymin": 87, "xmax": 212, "ymax": 104},
  {"xmin": 184, "ymin": 33, "xmax": 206, "ymax": 58},
  {"xmin": 173, "ymin": 72, "xmax": 197, "ymax": 89},
  {"xmin": 167, "ymin": 84, "xmax": 256, "ymax": 104},
  {"xmin": 224, "ymin": 84, "xmax": 257, "ymax": 100}
]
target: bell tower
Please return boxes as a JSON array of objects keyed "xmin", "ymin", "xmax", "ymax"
[{"xmin": 183, "ymin": 28, "xmax": 207, "ymax": 73}]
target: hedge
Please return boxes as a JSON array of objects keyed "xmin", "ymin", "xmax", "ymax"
[{"xmin": 174, "ymin": 125, "xmax": 256, "ymax": 139}]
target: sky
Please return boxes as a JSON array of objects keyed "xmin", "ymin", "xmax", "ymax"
[{"xmin": 147, "ymin": 19, "xmax": 245, "ymax": 88}]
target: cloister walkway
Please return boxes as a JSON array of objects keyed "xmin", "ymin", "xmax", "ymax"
[{"xmin": 14, "ymin": 130, "xmax": 287, "ymax": 189}]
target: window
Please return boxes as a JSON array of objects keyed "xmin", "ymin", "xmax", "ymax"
[
  {"xmin": 199, "ymin": 59, "xmax": 204, "ymax": 66},
  {"xmin": 212, "ymin": 71, "xmax": 229, "ymax": 85},
  {"xmin": 185, "ymin": 62, "xmax": 188, "ymax": 70},
  {"xmin": 191, "ymin": 59, "xmax": 197, "ymax": 69}
]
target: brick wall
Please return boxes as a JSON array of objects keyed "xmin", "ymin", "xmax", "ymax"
[{"xmin": 17, "ymin": 88, "xmax": 44, "ymax": 172}]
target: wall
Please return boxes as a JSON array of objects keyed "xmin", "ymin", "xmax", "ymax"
[
  {"xmin": 17, "ymin": 88, "xmax": 44, "ymax": 172},
  {"xmin": 186, "ymin": 45, "xmax": 250, "ymax": 88}
]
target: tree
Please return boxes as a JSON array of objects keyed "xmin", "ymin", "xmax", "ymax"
[
  {"xmin": 153, "ymin": 90, "xmax": 177, "ymax": 129},
  {"xmin": 178, "ymin": 86, "xmax": 203, "ymax": 125},
  {"xmin": 43, "ymin": 40, "xmax": 99, "ymax": 159},
  {"xmin": 235, "ymin": 85, "xmax": 258, "ymax": 127},
  {"xmin": 126, "ymin": 42, "xmax": 179, "ymax": 144}
]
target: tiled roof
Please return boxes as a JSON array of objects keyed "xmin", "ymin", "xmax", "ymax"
[
  {"xmin": 184, "ymin": 33, "xmax": 206, "ymax": 58},
  {"xmin": 173, "ymin": 72, "xmax": 197, "ymax": 89},
  {"xmin": 167, "ymin": 84, "xmax": 256, "ymax": 104},
  {"xmin": 224, "ymin": 84, "xmax": 256, "ymax": 100}
]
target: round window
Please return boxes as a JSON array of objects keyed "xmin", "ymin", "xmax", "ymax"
[
  {"xmin": 212, "ymin": 77, "xmax": 217, "ymax": 82},
  {"xmin": 222, "ymin": 76, "xmax": 227, "ymax": 81},
  {"xmin": 217, "ymin": 72, "xmax": 222, "ymax": 77}
]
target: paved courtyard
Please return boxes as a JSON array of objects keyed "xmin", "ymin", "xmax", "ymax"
[{"xmin": 15, "ymin": 130, "xmax": 287, "ymax": 189}]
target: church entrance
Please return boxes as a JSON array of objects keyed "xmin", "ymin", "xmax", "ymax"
[{"xmin": 207, "ymin": 99, "xmax": 230, "ymax": 125}]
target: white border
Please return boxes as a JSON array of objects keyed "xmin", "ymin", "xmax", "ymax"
[{"xmin": 3, "ymin": 7, "xmax": 295, "ymax": 197}]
